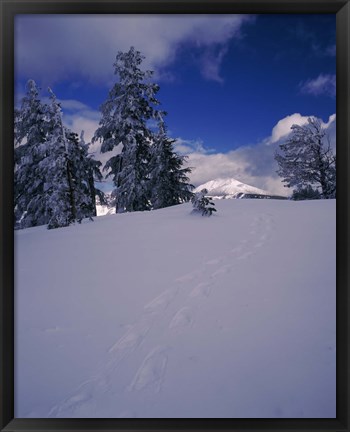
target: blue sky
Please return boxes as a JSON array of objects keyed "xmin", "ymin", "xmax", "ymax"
[{"xmin": 15, "ymin": 14, "xmax": 336, "ymax": 195}]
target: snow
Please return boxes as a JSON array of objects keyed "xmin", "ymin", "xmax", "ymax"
[
  {"xmin": 96, "ymin": 203, "xmax": 115, "ymax": 217},
  {"xmin": 194, "ymin": 177, "xmax": 270, "ymax": 198},
  {"xmin": 15, "ymin": 199, "xmax": 336, "ymax": 418}
]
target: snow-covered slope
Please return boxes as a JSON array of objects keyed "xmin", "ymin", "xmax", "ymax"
[
  {"xmin": 194, "ymin": 177, "xmax": 270, "ymax": 198},
  {"xmin": 15, "ymin": 199, "xmax": 336, "ymax": 418}
]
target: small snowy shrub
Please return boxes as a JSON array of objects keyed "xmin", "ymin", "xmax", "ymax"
[{"xmin": 191, "ymin": 189, "xmax": 217, "ymax": 216}]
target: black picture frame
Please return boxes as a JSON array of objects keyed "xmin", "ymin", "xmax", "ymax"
[{"xmin": 1, "ymin": 1, "xmax": 349, "ymax": 431}]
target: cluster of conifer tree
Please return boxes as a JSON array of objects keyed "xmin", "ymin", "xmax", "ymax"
[
  {"xmin": 14, "ymin": 47, "xmax": 194, "ymax": 229},
  {"xmin": 14, "ymin": 81, "xmax": 104, "ymax": 229},
  {"xmin": 93, "ymin": 47, "xmax": 193, "ymax": 213}
]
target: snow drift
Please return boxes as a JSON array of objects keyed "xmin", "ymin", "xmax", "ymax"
[{"xmin": 15, "ymin": 199, "xmax": 336, "ymax": 418}]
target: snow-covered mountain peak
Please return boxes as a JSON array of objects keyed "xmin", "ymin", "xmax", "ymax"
[{"xmin": 194, "ymin": 177, "xmax": 269, "ymax": 198}]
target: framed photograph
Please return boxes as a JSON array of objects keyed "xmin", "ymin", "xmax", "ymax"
[{"xmin": 1, "ymin": 0, "xmax": 349, "ymax": 431}]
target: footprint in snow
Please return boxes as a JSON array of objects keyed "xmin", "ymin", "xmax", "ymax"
[
  {"xmin": 48, "ymin": 391, "xmax": 92, "ymax": 417},
  {"xmin": 211, "ymin": 264, "xmax": 231, "ymax": 277},
  {"xmin": 175, "ymin": 271, "xmax": 199, "ymax": 283},
  {"xmin": 127, "ymin": 346, "xmax": 169, "ymax": 393},
  {"xmin": 237, "ymin": 251, "xmax": 254, "ymax": 260},
  {"xmin": 144, "ymin": 287, "xmax": 178, "ymax": 313},
  {"xmin": 108, "ymin": 316, "xmax": 153, "ymax": 354},
  {"xmin": 231, "ymin": 245, "xmax": 244, "ymax": 254},
  {"xmin": 169, "ymin": 307, "xmax": 194, "ymax": 334},
  {"xmin": 189, "ymin": 281, "xmax": 212, "ymax": 298},
  {"xmin": 48, "ymin": 377, "xmax": 107, "ymax": 417}
]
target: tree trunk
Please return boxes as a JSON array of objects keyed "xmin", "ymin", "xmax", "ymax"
[
  {"xmin": 66, "ymin": 159, "xmax": 77, "ymax": 222},
  {"xmin": 316, "ymin": 143, "xmax": 329, "ymax": 198},
  {"xmin": 88, "ymin": 169, "xmax": 97, "ymax": 217}
]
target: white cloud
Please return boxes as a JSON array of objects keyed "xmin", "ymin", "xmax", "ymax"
[
  {"xmin": 64, "ymin": 114, "xmax": 98, "ymax": 143},
  {"xmin": 321, "ymin": 113, "xmax": 336, "ymax": 129},
  {"xmin": 267, "ymin": 113, "xmax": 310, "ymax": 144},
  {"xmin": 266, "ymin": 112, "xmax": 336, "ymax": 145},
  {"xmin": 174, "ymin": 137, "xmax": 214, "ymax": 155},
  {"xmin": 186, "ymin": 151, "xmax": 248, "ymax": 183},
  {"xmin": 15, "ymin": 14, "xmax": 254, "ymax": 86},
  {"xmin": 61, "ymin": 106, "xmax": 100, "ymax": 143},
  {"xmin": 199, "ymin": 46, "xmax": 228, "ymax": 83},
  {"xmin": 300, "ymin": 74, "xmax": 336, "ymax": 98},
  {"xmin": 59, "ymin": 101, "xmax": 113, "ymax": 168},
  {"xmin": 60, "ymin": 99, "xmax": 91, "ymax": 112},
  {"xmin": 61, "ymin": 107, "xmax": 122, "ymax": 175}
]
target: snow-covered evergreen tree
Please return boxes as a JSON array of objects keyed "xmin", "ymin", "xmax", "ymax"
[
  {"xmin": 275, "ymin": 117, "xmax": 336, "ymax": 198},
  {"xmin": 42, "ymin": 89, "xmax": 77, "ymax": 229},
  {"xmin": 93, "ymin": 47, "xmax": 160, "ymax": 213},
  {"xmin": 79, "ymin": 131, "xmax": 106, "ymax": 217},
  {"xmin": 149, "ymin": 112, "xmax": 193, "ymax": 209},
  {"xmin": 14, "ymin": 80, "xmax": 50, "ymax": 228},
  {"xmin": 44, "ymin": 90, "xmax": 102, "ymax": 228},
  {"xmin": 15, "ymin": 83, "xmax": 103, "ymax": 229},
  {"xmin": 65, "ymin": 130, "xmax": 103, "ymax": 221},
  {"xmin": 191, "ymin": 189, "xmax": 217, "ymax": 216}
]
